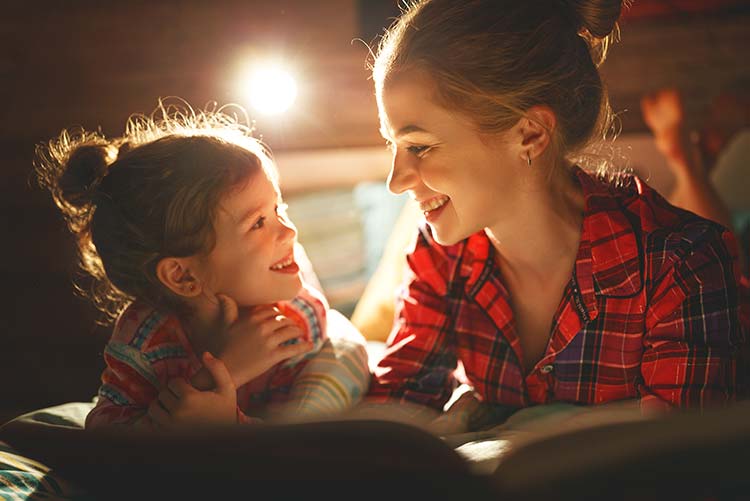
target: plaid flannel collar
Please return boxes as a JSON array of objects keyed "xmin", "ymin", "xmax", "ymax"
[{"xmin": 461, "ymin": 167, "xmax": 645, "ymax": 321}]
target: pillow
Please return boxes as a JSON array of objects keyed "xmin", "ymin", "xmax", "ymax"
[{"xmin": 350, "ymin": 201, "xmax": 422, "ymax": 343}]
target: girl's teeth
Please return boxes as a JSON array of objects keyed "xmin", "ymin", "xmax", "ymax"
[
  {"xmin": 420, "ymin": 196, "xmax": 449, "ymax": 213},
  {"xmin": 271, "ymin": 256, "xmax": 294, "ymax": 270}
]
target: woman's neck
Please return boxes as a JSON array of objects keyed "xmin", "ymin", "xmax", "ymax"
[{"xmin": 485, "ymin": 164, "xmax": 584, "ymax": 283}]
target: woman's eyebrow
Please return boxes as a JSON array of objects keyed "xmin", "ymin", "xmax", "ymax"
[{"xmin": 380, "ymin": 124, "xmax": 432, "ymax": 141}]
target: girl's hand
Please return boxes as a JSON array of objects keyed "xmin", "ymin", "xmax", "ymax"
[
  {"xmin": 213, "ymin": 294, "xmax": 314, "ymax": 387},
  {"xmin": 148, "ymin": 352, "xmax": 238, "ymax": 428}
]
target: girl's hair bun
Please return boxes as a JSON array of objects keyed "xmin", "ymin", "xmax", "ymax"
[
  {"xmin": 59, "ymin": 143, "xmax": 116, "ymax": 208},
  {"xmin": 566, "ymin": 0, "xmax": 624, "ymax": 39}
]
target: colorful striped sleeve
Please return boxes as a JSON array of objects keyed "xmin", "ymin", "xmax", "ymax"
[
  {"xmin": 85, "ymin": 303, "xmax": 190, "ymax": 429},
  {"xmin": 271, "ymin": 310, "xmax": 371, "ymax": 422}
]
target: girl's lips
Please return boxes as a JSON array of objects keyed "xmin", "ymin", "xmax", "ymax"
[
  {"xmin": 270, "ymin": 252, "xmax": 296, "ymax": 271},
  {"xmin": 271, "ymin": 261, "xmax": 300, "ymax": 274}
]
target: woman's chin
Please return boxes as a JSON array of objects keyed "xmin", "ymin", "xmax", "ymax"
[{"xmin": 429, "ymin": 224, "xmax": 468, "ymax": 246}]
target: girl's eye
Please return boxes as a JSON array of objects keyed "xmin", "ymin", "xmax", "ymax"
[
  {"xmin": 251, "ymin": 216, "xmax": 266, "ymax": 230},
  {"xmin": 276, "ymin": 203, "xmax": 289, "ymax": 216}
]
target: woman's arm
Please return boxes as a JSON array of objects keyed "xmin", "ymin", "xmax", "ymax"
[
  {"xmin": 639, "ymin": 226, "xmax": 744, "ymax": 410},
  {"xmin": 366, "ymin": 228, "xmax": 459, "ymax": 416}
]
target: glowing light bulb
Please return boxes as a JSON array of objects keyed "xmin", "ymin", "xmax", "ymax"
[{"xmin": 244, "ymin": 65, "xmax": 298, "ymax": 116}]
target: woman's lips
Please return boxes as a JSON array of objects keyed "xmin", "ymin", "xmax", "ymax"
[{"xmin": 419, "ymin": 195, "xmax": 450, "ymax": 222}]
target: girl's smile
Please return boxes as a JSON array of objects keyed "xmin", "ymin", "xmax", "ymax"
[
  {"xmin": 190, "ymin": 168, "xmax": 303, "ymax": 307},
  {"xmin": 270, "ymin": 252, "xmax": 299, "ymax": 273}
]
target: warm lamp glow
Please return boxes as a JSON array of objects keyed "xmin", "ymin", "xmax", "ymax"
[{"xmin": 242, "ymin": 64, "xmax": 298, "ymax": 116}]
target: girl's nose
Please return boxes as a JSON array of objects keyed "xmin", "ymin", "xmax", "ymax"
[
  {"xmin": 278, "ymin": 215, "xmax": 297, "ymax": 243},
  {"xmin": 387, "ymin": 150, "xmax": 419, "ymax": 195}
]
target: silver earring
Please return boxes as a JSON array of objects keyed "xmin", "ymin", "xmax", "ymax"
[{"xmin": 527, "ymin": 152, "xmax": 532, "ymax": 167}]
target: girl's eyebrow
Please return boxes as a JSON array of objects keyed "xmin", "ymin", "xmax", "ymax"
[{"xmin": 238, "ymin": 205, "xmax": 263, "ymax": 226}]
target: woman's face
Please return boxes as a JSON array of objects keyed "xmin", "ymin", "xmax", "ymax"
[
  {"xmin": 194, "ymin": 168, "xmax": 302, "ymax": 306},
  {"xmin": 379, "ymin": 71, "xmax": 527, "ymax": 246}
]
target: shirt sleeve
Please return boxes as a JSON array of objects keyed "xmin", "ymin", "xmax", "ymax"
[
  {"xmin": 276, "ymin": 279, "xmax": 329, "ymax": 369},
  {"xmin": 277, "ymin": 310, "xmax": 371, "ymax": 421},
  {"xmin": 86, "ymin": 339, "xmax": 261, "ymax": 428},
  {"xmin": 366, "ymin": 227, "xmax": 459, "ymax": 413},
  {"xmin": 85, "ymin": 307, "xmax": 251, "ymax": 429},
  {"xmin": 640, "ymin": 227, "xmax": 744, "ymax": 411},
  {"xmin": 84, "ymin": 340, "xmax": 161, "ymax": 429}
]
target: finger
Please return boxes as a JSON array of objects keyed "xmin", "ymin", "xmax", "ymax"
[
  {"xmin": 148, "ymin": 398, "xmax": 171, "ymax": 426},
  {"xmin": 275, "ymin": 339, "xmax": 315, "ymax": 363},
  {"xmin": 217, "ymin": 294, "xmax": 239, "ymax": 327},
  {"xmin": 264, "ymin": 315, "xmax": 299, "ymax": 334},
  {"xmin": 201, "ymin": 351, "xmax": 236, "ymax": 396},
  {"xmin": 268, "ymin": 324, "xmax": 307, "ymax": 346},
  {"xmin": 249, "ymin": 305, "xmax": 283, "ymax": 323},
  {"xmin": 157, "ymin": 388, "xmax": 179, "ymax": 411},
  {"xmin": 167, "ymin": 378, "xmax": 193, "ymax": 398}
]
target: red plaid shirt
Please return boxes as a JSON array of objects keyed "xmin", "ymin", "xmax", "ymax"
[{"xmin": 369, "ymin": 167, "xmax": 745, "ymax": 413}]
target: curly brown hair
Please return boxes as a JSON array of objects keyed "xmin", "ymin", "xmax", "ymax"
[{"xmin": 34, "ymin": 100, "xmax": 276, "ymax": 324}]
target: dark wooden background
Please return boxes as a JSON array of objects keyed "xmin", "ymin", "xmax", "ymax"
[{"xmin": 1, "ymin": 0, "xmax": 748, "ymax": 423}]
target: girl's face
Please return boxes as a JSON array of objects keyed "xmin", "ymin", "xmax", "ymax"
[
  {"xmin": 378, "ymin": 71, "xmax": 526, "ymax": 246},
  {"xmin": 195, "ymin": 168, "xmax": 302, "ymax": 306}
]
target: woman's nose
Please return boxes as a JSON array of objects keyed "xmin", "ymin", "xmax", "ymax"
[{"xmin": 387, "ymin": 150, "xmax": 418, "ymax": 195}]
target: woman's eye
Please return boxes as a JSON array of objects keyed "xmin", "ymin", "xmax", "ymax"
[
  {"xmin": 251, "ymin": 216, "xmax": 266, "ymax": 230},
  {"xmin": 407, "ymin": 145, "xmax": 430, "ymax": 157}
]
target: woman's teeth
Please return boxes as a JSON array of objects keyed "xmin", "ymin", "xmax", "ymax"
[
  {"xmin": 270, "ymin": 256, "xmax": 294, "ymax": 270},
  {"xmin": 420, "ymin": 196, "xmax": 450, "ymax": 214}
]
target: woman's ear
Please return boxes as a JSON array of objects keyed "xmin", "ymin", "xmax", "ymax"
[
  {"xmin": 155, "ymin": 257, "xmax": 202, "ymax": 297},
  {"xmin": 518, "ymin": 105, "xmax": 557, "ymax": 163}
]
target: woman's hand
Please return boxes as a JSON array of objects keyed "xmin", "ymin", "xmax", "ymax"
[
  {"xmin": 213, "ymin": 294, "xmax": 314, "ymax": 387},
  {"xmin": 148, "ymin": 352, "xmax": 238, "ymax": 428}
]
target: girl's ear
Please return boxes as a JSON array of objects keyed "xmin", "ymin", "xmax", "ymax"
[
  {"xmin": 155, "ymin": 257, "xmax": 202, "ymax": 297},
  {"xmin": 518, "ymin": 105, "xmax": 557, "ymax": 163}
]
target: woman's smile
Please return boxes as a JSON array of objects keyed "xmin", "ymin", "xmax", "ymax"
[{"xmin": 419, "ymin": 195, "xmax": 451, "ymax": 222}]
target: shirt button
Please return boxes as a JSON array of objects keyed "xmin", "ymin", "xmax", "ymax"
[{"xmin": 540, "ymin": 364, "xmax": 554, "ymax": 374}]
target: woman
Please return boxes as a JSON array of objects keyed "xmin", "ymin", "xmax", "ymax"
[{"xmin": 364, "ymin": 0, "xmax": 745, "ymax": 430}]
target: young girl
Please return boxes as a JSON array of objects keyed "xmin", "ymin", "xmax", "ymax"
[{"xmin": 34, "ymin": 103, "xmax": 369, "ymax": 428}]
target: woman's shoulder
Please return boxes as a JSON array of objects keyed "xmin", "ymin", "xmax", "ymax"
[
  {"xmin": 584, "ymin": 168, "xmax": 734, "ymax": 268},
  {"xmin": 109, "ymin": 300, "xmax": 187, "ymax": 350}
]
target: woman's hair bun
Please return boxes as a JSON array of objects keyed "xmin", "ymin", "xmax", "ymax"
[
  {"xmin": 59, "ymin": 143, "xmax": 116, "ymax": 207},
  {"xmin": 566, "ymin": 0, "xmax": 624, "ymax": 39}
]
